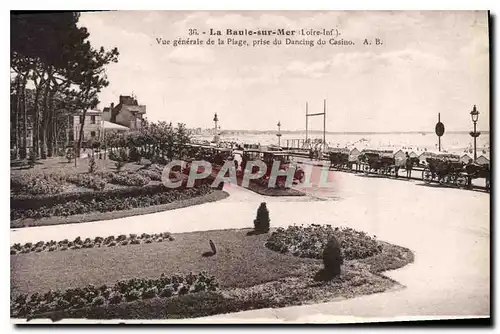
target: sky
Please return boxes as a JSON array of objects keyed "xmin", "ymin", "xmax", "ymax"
[{"xmin": 78, "ymin": 11, "xmax": 490, "ymax": 132}]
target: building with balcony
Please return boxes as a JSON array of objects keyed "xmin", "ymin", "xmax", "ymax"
[
  {"xmin": 71, "ymin": 109, "xmax": 129, "ymax": 144},
  {"xmin": 103, "ymin": 95, "xmax": 147, "ymax": 130}
]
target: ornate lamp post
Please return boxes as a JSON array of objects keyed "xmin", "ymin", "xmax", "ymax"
[
  {"xmin": 213, "ymin": 113, "xmax": 219, "ymax": 143},
  {"xmin": 213, "ymin": 113, "xmax": 219, "ymax": 134},
  {"xmin": 469, "ymin": 105, "xmax": 481, "ymax": 161},
  {"xmin": 276, "ymin": 121, "xmax": 282, "ymax": 147}
]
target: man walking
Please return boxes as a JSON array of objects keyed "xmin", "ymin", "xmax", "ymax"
[{"xmin": 405, "ymin": 152, "xmax": 413, "ymax": 179}]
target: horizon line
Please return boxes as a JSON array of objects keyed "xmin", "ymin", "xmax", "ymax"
[{"xmin": 202, "ymin": 129, "xmax": 490, "ymax": 134}]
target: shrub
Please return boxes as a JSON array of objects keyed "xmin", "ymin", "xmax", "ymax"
[
  {"xmin": 114, "ymin": 148, "xmax": 129, "ymax": 171},
  {"xmin": 193, "ymin": 281, "xmax": 207, "ymax": 293},
  {"xmin": 108, "ymin": 291, "xmax": 123, "ymax": 304},
  {"xmin": 159, "ymin": 285, "xmax": 174, "ymax": 298},
  {"xmin": 91, "ymin": 296, "xmax": 105, "ymax": 306},
  {"xmin": 179, "ymin": 285, "xmax": 190, "ymax": 295},
  {"xmin": 138, "ymin": 169, "xmax": 162, "ymax": 181},
  {"xmin": 129, "ymin": 147, "xmax": 141, "ymax": 163},
  {"xmin": 66, "ymin": 173, "xmax": 106, "ymax": 191},
  {"xmin": 88, "ymin": 155, "xmax": 97, "ymax": 174},
  {"xmin": 322, "ymin": 237, "xmax": 342, "ymax": 277},
  {"xmin": 254, "ymin": 202, "xmax": 270, "ymax": 233},
  {"xmin": 66, "ymin": 148, "xmax": 75, "ymax": 163},
  {"xmin": 142, "ymin": 287, "xmax": 158, "ymax": 300},
  {"xmin": 11, "ymin": 173, "xmax": 65, "ymax": 196},
  {"xmin": 265, "ymin": 224, "xmax": 382, "ymax": 261},
  {"xmin": 109, "ymin": 172, "xmax": 150, "ymax": 187},
  {"xmin": 149, "ymin": 164, "xmax": 164, "ymax": 173},
  {"xmin": 125, "ymin": 289, "xmax": 141, "ymax": 302}
]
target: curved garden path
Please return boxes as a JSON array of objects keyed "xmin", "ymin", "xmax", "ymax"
[{"xmin": 10, "ymin": 167, "xmax": 490, "ymax": 321}]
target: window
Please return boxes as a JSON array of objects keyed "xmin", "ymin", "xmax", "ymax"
[
  {"xmin": 91, "ymin": 131, "xmax": 96, "ymax": 138},
  {"xmin": 91, "ymin": 115, "xmax": 96, "ymax": 124}
]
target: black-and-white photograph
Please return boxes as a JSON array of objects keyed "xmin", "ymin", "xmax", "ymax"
[{"xmin": 9, "ymin": 10, "xmax": 490, "ymax": 324}]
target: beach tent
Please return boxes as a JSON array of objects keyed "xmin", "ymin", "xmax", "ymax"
[
  {"xmin": 476, "ymin": 155, "xmax": 490, "ymax": 165},
  {"xmin": 394, "ymin": 150, "xmax": 405, "ymax": 160},
  {"xmin": 349, "ymin": 148, "xmax": 361, "ymax": 162},
  {"xmin": 418, "ymin": 151, "xmax": 435, "ymax": 164},
  {"xmin": 393, "ymin": 150, "xmax": 406, "ymax": 164},
  {"xmin": 460, "ymin": 154, "xmax": 472, "ymax": 164},
  {"xmin": 409, "ymin": 151, "xmax": 418, "ymax": 158}
]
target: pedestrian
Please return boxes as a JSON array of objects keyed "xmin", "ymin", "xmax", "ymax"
[{"xmin": 405, "ymin": 152, "xmax": 412, "ymax": 179}]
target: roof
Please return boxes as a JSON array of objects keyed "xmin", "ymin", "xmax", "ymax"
[
  {"xmin": 102, "ymin": 121, "xmax": 129, "ymax": 130},
  {"xmin": 423, "ymin": 151, "xmax": 461, "ymax": 161},
  {"xmin": 264, "ymin": 152, "xmax": 290, "ymax": 156},
  {"xmin": 329, "ymin": 148, "xmax": 350, "ymax": 153},
  {"xmin": 77, "ymin": 109, "xmax": 102, "ymax": 115},
  {"xmin": 361, "ymin": 149, "xmax": 394, "ymax": 156},
  {"xmin": 476, "ymin": 155, "xmax": 490, "ymax": 165},
  {"xmin": 121, "ymin": 105, "xmax": 146, "ymax": 114}
]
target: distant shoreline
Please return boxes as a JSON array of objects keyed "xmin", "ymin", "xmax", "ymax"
[{"xmin": 199, "ymin": 130, "xmax": 490, "ymax": 136}]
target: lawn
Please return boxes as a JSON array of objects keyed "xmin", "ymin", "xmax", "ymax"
[
  {"xmin": 11, "ymin": 228, "xmax": 318, "ymax": 295},
  {"xmin": 11, "ymin": 155, "xmax": 138, "ymax": 177},
  {"xmin": 11, "ymin": 227, "xmax": 414, "ymax": 320}
]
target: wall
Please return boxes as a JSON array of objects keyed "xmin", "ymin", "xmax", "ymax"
[{"xmin": 73, "ymin": 114, "xmax": 102, "ymax": 141}]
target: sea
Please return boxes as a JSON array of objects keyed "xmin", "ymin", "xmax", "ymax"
[{"xmin": 194, "ymin": 132, "xmax": 491, "ymax": 159}]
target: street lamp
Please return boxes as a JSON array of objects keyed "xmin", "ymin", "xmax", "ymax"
[
  {"xmin": 276, "ymin": 121, "xmax": 282, "ymax": 147},
  {"xmin": 213, "ymin": 113, "xmax": 219, "ymax": 143},
  {"xmin": 469, "ymin": 105, "xmax": 481, "ymax": 161},
  {"xmin": 213, "ymin": 113, "xmax": 219, "ymax": 133}
]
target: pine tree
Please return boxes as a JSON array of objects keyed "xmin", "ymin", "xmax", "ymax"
[{"xmin": 254, "ymin": 202, "xmax": 270, "ymax": 232}]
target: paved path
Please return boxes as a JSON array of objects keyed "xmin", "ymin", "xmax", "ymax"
[{"xmin": 10, "ymin": 169, "xmax": 490, "ymax": 322}]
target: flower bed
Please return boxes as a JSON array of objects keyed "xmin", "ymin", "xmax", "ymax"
[
  {"xmin": 10, "ymin": 232, "xmax": 176, "ymax": 255},
  {"xmin": 11, "ymin": 271, "xmax": 219, "ymax": 318},
  {"xmin": 11, "ymin": 184, "xmax": 213, "ymax": 220},
  {"xmin": 66, "ymin": 173, "xmax": 107, "ymax": 191},
  {"xmin": 265, "ymin": 224, "xmax": 383, "ymax": 260},
  {"xmin": 11, "ymin": 173, "xmax": 65, "ymax": 196},
  {"xmin": 138, "ymin": 169, "xmax": 162, "ymax": 181}
]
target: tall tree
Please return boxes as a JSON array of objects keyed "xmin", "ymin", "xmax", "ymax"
[{"xmin": 11, "ymin": 12, "xmax": 119, "ymax": 159}]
